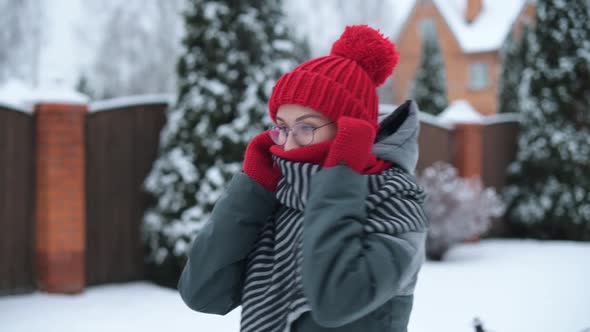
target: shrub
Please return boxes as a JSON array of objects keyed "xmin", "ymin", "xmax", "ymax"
[{"xmin": 417, "ymin": 162, "xmax": 505, "ymax": 260}]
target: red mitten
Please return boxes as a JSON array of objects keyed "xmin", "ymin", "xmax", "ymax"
[
  {"xmin": 324, "ymin": 116, "xmax": 377, "ymax": 173},
  {"xmin": 243, "ymin": 131, "xmax": 281, "ymax": 192}
]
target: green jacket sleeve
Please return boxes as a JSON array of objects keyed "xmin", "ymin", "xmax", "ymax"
[
  {"xmin": 301, "ymin": 165, "xmax": 427, "ymax": 327},
  {"xmin": 177, "ymin": 172, "xmax": 278, "ymax": 315}
]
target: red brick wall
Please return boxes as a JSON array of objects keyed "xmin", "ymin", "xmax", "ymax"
[
  {"xmin": 35, "ymin": 103, "xmax": 87, "ymax": 293},
  {"xmin": 453, "ymin": 123, "xmax": 484, "ymax": 178}
]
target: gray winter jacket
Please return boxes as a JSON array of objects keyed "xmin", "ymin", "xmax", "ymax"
[{"xmin": 178, "ymin": 101, "xmax": 428, "ymax": 331}]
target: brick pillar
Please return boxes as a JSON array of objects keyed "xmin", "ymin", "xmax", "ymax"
[
  {"xmin": 454, "ymin": 123, "xmax": 484, "ymax": 243},
  {"xmin": 34, "ymin": 102, "xmax": 87, "ymax": 293},
  {"xmin": 453, "ymin": 123, "xmax": 483, "ymax": 179}
]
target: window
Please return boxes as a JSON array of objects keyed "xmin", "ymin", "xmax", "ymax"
[
  {"xmin": 468, "ymin": 62, "xmax": 489, "ymax": 90},
  {"xmin": 419, "ymin": 18, "xmax": 436, "ymax": 40}
]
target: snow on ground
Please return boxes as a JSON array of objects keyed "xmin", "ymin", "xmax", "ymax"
[
  {"xmin": 1, "ymin": 239, "xmax": 589, "ymax": 332},
  {"xmin": 411, "ymin": 239, "xmax": 590, "ymax": 332}
]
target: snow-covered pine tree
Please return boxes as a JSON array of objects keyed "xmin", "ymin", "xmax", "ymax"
[
  {"xmin": 142, "ymin": 0, "xmax": 309, "ymax": 285},
  {"xmin": 497, "ymin": 31, "xmax": 519, "ymax": 114},
  {"xmin": 503, "ymin": 0, "xmax": 590, "ymax": 240},
  {"xmin": 411, "ymin": 30, "xmax": 448, "ymax": 115},
  {"xmin": 497, "ymin": 23, "xmax": 533, "ymax": 114}
]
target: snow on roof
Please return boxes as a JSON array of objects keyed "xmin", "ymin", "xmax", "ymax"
[
  {"xmin": 0, "ymin": 78, "xmax": 88, "ymax": 113},
  {"xmin": 438, "ymin": 99, "xmax": 484, "ymax": 124},
  {"xmin": 396, "ymin": 0, "xmax": 529, "ymax": 53},
  {"xmin": 90, "ymin": 94, "xmax": 174, "ymax": 113}
]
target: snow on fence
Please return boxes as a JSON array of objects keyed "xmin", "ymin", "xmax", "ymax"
[{"xmin": 89, "ymin": 94, "xmax": 174, "ymax": 113}]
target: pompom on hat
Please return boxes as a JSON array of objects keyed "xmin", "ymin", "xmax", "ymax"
[{"xmin": 268, "ymin": 25, "xmax": 399, "ymax": 130}]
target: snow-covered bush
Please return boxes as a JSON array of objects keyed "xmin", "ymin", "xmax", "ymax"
[{"xmin": 417, "ymin": 161, "xmax": 505, "ymax": 261}]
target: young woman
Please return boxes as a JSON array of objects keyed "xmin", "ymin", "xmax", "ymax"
[{"xmin": 178, "ymin": 25, "xmax": 428, "ymax": 332}]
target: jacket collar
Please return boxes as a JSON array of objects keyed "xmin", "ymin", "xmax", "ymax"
[{"xmin": 373, "ymin": 100, "xmax": 421, "ymax": 175}]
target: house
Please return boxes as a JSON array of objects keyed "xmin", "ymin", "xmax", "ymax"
[{"xmin": 392, "ymin": 0, "xmax": 535, "ymax": 116}]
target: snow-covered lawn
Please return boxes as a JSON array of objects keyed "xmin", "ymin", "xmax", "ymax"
[{"xmin": 1, "ymin": 239, "xmax": 589, "ymax": 332}]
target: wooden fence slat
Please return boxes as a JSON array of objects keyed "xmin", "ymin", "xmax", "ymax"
[
  {"xmin": 482, "ymin": 122, "xmax": 521, "ymax": 190},
  {"xmin": 417, "ymin": 122, "xmax": 455, "ymax": 173},
  {"xmin": 0, "ymin": 109, "xmax": 8, "ymax": 292},
  {"xmin": 0, "ymin": 107, "xmax": 35, "ymax": 295}
]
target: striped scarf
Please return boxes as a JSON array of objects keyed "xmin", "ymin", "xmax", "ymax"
[{"xmin": 239, "ymin": 156, "xmax": 427, "ymax": 332}]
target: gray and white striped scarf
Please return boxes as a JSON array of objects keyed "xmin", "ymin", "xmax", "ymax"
[{"xmin": 239, "ymin": 156, "xmax": 427, "ymax": 332}]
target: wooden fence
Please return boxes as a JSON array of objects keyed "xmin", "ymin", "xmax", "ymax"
[
  {"xmin": 481, "ymin": 117, "xmax": 521, "ymax": 190},
  {"xmin": 0, "ymin": 105, "xmax": 35, "ymax": 295},
  {"xmin": 0, "ymin": 97, "xmax": 168, "ymax": 294},
  {"xmin": 417, "ymin": 113, "xmax": 521, "ymax": 191},
  {"xmin": 416, "ymin": 113, "xmax": 521, "ymax": 235},
  {"xmin": 416, "ymin": 117, "xmax": 454, "ymax": 172},
  {"xmin": 85, "ymin": 101, "xmax": 167, "ymax": 285}
]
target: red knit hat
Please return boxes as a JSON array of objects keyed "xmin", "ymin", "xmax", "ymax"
[{"xmin": 268, "ymin": 25, "xmax": 399, "ymax": 130}]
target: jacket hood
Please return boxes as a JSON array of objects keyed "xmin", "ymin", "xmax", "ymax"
[{"xmin": 373, "ymin": 100, "xmax": 421, "ymax": 175}]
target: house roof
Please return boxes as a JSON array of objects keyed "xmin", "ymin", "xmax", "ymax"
[{"xmin": 394, "ymin": 0, "xmax": 531, "ymax": 53}]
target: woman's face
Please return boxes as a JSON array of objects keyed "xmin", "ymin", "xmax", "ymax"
[{"xmin": 275, "ymin": 104, "xmax": 337, "ymax": 151}]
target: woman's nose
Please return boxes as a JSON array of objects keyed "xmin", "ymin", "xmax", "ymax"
[{"xmin": 283, "ymin": 132, "xmax": 299, "ymax": 151}]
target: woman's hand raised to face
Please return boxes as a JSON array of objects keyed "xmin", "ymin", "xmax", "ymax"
[
  {"xmin": 243, "ymin": 131, "xmax": 281, "ymax": 193},
  {"xmin": 324, "ymin": 116, "xmax": 377, "ymax": 173}
]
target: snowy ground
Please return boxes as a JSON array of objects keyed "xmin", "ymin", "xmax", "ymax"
[{"xmin": 1, "ymin": 239, "xmax": 589, "ymax": 332}]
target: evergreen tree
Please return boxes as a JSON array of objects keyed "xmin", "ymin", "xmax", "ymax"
[
  {"xmin": 497, "ymin": 23, "xmax": 533, "ymax": 114},
  {"xmin": 142, "ymin": 0, "xmax": 309, "ymax": 286},
  {"xmin": 75, "ymin": 74, "xmax": 95, "ymax": 100},
  {"xmin": 503, "ymin": 0, "xmax": 590, "ymax": 240},
  {"xmin": 497, "ymin": 31, "xmax": 519, "ymax": 114},
  {"xmin": 411, "ymin": 31, "xmax": 448, "ymax": 115}
]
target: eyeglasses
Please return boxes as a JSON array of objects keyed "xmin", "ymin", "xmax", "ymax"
[{"xmin": 269, "ymin": 122, "xmax": 334, "ymax": 146}]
